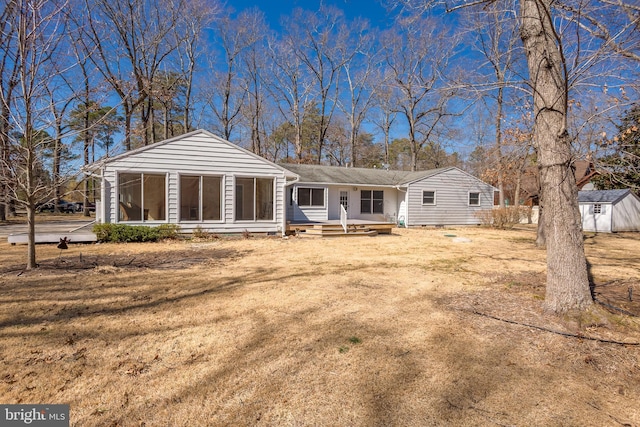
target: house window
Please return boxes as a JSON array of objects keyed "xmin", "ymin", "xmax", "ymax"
[
  {"xmin": 423, "ymin": 190, "xmax": 436, "ymax": 205},
  {"xmin": 298, "ymin": 188, "xmax": 325, "ymax": 207},
  {"xmin": 180, "ymin": 175, "xmax": 222, "ymax": 221},
  {"xmin": 235, "ymin": 177, "xmax": 274, "ymax": 221},
  {"xmin": 469, "ymin": 192, "xmax": 480, "ymax": 206},
  {"xmin": 361, "ymin": 190, "xmax": 383, "ymax": 214},
  {"xmin": 118, "ymin": 173, "xmax": 166, "ymax": 221},
  {"xmin": 590, "ymin": 204, "xmax": 604, "ymax": 214}
]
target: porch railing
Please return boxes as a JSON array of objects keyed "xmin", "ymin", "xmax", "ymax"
[{"xmin": 340, "ymin": 204, "xmax": 348, "ymax": 233}]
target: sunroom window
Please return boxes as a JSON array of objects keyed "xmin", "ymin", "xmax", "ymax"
[
  {"xmin": 118, "ymin": 173, "xmax": 166, "ymax": 221},
  {"xmin": 180, "ymin": 175, "xmax": 222, "ymax": 221},
  {"xmin": 235, "ymin": 177, "xmax": 274, "ymax": 221}
]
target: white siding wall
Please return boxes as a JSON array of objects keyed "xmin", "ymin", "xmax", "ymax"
[
  {"xmin": 101, "ymin": 131, "xmax": 288, "ymax": 234},
  {"xmin": 406, "ymin": 168, "xmax": 494, "ymax": 226},
  {"xmin": 612, "ymin": 195, "xmax": 640, "ymax": 232}
]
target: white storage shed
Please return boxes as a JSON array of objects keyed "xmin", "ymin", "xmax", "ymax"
[{"xmin": 578, "ymin": 189, "xmax": 640, "ymax": 233}]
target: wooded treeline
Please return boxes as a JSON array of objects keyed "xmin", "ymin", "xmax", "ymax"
[{"xmin": 0, "ymin": 0, "xmax": 637, "ymax": 221}]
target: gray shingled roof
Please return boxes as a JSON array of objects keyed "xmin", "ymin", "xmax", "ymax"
[
  {"xmin": 578, "ymin": 189, "xmax": 631, "ymax": 203},
  {"xmin": 280, "ymin": 163, "xmax": 450, "ymax": 186}
]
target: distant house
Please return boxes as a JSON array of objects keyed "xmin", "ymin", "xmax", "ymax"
[
  {"xmin": 520, "ymin": 160, "xmax": 597, "ymax": 206},
  {"xmin": 578, "ymin": 189, "xmax": 640, "ymax": 233},
  {"xmin": 86, "ymin": 130, "xmax": 496, "ymax": 235}
]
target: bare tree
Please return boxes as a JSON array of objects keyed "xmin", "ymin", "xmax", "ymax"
[
  {"xmin": 205, "ymin": 9, "xmax": 252, "ymax": 141},
  {"xmin": 237, "ymin": 8, "xmax": 271, "ymax": 156},
  {"xmin": 267, "ymin": 33, "xmax": 313, "ymax": 162},
  {"xmin": 174, "ymin": 0, "xmax": 219, "ymax": 134},
  {"xmin": 394, "ymin": 0, "xmax": 629, "ymax": 311},
  {"xmin": 371, "ymin": 71, "xmax": 398, "ymax": 166},
  {"xmin": 82, "ymin": 0, "xmax": 187, "ymax": 149},
  {"xmin": 0, "ymin": 1, "xmax": 20, "ymax": 220},
  {"xmin": 464, "ymin": 1, "xmax": 524, "ymax": 207},
  {"xmin": 339, "ymin": 23, "xmax": 378, "ymax": 166},
  {"xmin": 283, "ymin": 6, "xmax": 355, "ymax": 163},
  {"xmin": 519, "ymin": 0, "xmax": 593, "ymax": 311},
  {"xmin": 381, "ymin": 17, "xmax": 456, "ymax": 171},
  {"xmin": 1, "ymin": 0, "xmax": 70, "ymax": 269},
  {"xmin": 400, "ymin": 0, "xmax": 637, "ymax": 312}
]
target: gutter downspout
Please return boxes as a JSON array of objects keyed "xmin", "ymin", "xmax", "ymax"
[{"xmin": 283, "ymin": 175, "xmax": 300, "ymax": 236}]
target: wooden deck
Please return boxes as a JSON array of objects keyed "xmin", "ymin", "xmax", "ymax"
[{"xmin": 286, "ymin": 220, "xmax": 395, "ymax": 237}]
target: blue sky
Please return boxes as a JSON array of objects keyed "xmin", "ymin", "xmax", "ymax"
[{"xmin": 225, "ymin": 0, "xmax": 394, "ymax": 28}]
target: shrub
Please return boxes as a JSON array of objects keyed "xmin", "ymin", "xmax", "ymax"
[
  {"xmin": 476, "ymin": 206, "xmax": 530, "ymax": 229},
  {"xmin": 192, "ymin": 225, "xmax": 210, "ymax": 239},
  {"xmin": 93, "ymin": 223, "xmax": 181, "ymax": 243},
  {"xmin": 156, "ymin": 224, "xmax": 181, "ymax": 240}
]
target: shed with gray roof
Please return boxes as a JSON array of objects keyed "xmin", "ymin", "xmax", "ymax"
[{"xmin": 578, "ymin": 189, "xmax": 640, "ymax": 232}]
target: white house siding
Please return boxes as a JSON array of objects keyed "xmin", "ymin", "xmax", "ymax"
[
  {"xmin": 580, "ymin": 203, "xmax": 612, "ymax": 233},
  {"xmin": 406, "ymin": 168, "xmax": 494, "ymax": 226},
  {"xmin": 99, "ymin": 131, "xmax": 290, "ymax": 234},
  {"xmin": 612, "ymin": 194, "xmax": 640, "ymax": 232}
]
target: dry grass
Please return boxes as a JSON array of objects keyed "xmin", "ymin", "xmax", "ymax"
[{"xmin": 0, "ymin": 226, "xmax": 639, "ymax": 426}]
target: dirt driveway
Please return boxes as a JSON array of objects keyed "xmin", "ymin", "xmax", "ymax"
[{"xmin": 0, "ymin": 226, "xmax": 638, "ymax": 426}]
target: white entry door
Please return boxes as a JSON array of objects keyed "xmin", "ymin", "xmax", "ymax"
[{"xmin": 339, "ymin": 190, "xmax": 349, "ymax": 217}]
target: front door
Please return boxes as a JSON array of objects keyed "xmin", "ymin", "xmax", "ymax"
[{"xmin": 339, "ymin": 190, "xmax": 349, "ymax": 217}]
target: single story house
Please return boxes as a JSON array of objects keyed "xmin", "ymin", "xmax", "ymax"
[
  {"xmin": 578, "ymin": 189, "xmax": 640, "ymax": 233},
  {"xmin": 86, "ymin": 130, "xmax": 496, "ymax": 235}
]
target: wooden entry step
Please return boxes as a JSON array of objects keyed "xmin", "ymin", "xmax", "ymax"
[{"xmin": 299, "ymin": 223, "xmax": 378, "ymax": 238}]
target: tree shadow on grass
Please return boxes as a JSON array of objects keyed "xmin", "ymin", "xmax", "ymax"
[{"xmin": 0, "ymin": 250, "xmax": 363, "ymax": 334}]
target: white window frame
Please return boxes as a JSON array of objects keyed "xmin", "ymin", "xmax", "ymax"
[
  {"xmin": 116, "ymin": 171, "xmax": 168, "ymax": 223},
  {"xmin": 589, "ymin": 203, "xmax": 605, "ymax": 215},
  {"xmin": 297, "ymin": 187, "xmax": 325, "ymax": 208},
  {"xmin": 234, "ymin": 176, "xmax": 276, "ymax": 222},
  {"xmin": 361, "ymin": 189, "xmax": 384, "ymax": 214},
  {"xmin": 468, "ymin": 191, "xmax": 481, "ymax": 206},
  {"xmin": 422, "ymin": 190, "xmax": 436, "ymax": 205},
  {"xmin": 178, "ymin": 173, "xmax": 224, "ymax": 222}
]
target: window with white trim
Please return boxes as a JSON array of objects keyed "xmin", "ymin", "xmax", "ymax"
[
  {"xmin": 469, "ymin": 192, "xmax": 480, "ymax": 206},
  {"xmin": 361, "ymin": 190, "xmax": 384, "ymax": 214},
  {"xmin": 235, "ymin": 177, "xmax": 274, "ymax": 221},
  {"xmin": 180, "ymin": 175, "xmax": 222, "ymax": 221},
  {"xmin": 423, "ymin": 190, "xmax": 436, "ymax": 205},
  {"xmin": 298, "ymin": 188, "xmax": 325, "ymax": 207},
  {"xmin": 118, "ymin": 173, "xmax": 166, "ymax": 221}
]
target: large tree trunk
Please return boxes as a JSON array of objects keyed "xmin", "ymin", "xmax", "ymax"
[{"xmin": 520, "ymin": 0, "xmax": 592, "ymax": 312}]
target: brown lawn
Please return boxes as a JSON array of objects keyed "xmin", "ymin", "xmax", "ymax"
[{"xmin": 0, "ymin": 226, "xmax": 639, "ymax": 426}]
